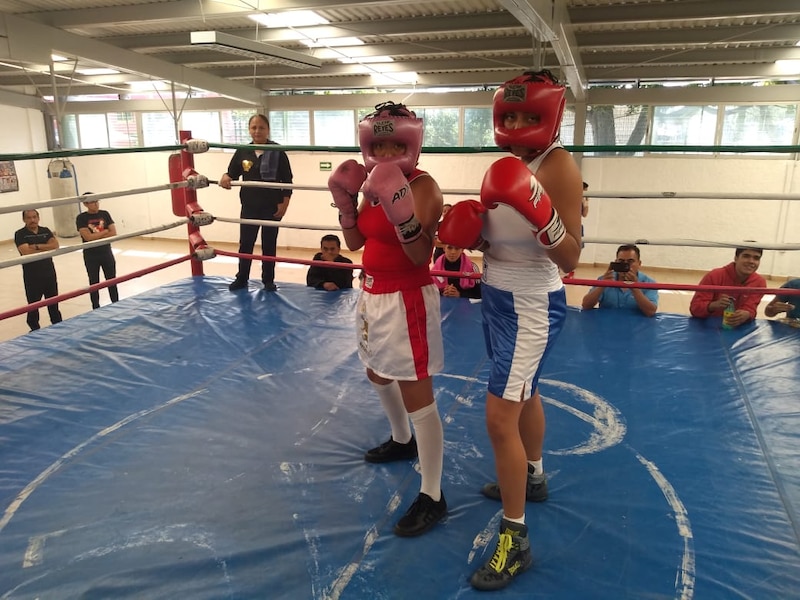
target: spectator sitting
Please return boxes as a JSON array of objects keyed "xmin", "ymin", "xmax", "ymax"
[
  {"xmin": 581, "ymin": 244, "xmax": 658, "ymax": 317},
  {"xmin": 306, "ymin": 234, "xmax": 354, "ymax": 291},
  {"xmin": 764, "ymin": 277, "xmax": 800, "ymax": 321},
  {"xmin": 433, "ymin": 244, "xmax": 481, "ymax": 299},
  {"xmin": 689, "ymin": 247, "xmax": 766, "ymax": 327}
]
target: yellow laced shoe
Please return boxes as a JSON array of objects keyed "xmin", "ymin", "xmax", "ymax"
[{"xmin": 470, "ymin": 519, "xmax": 533, "ymax": 591}]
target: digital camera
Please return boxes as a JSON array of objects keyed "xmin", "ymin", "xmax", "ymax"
[{"xmin": 610, "ymin": 261, "xmax": 631, "ymax": 273}]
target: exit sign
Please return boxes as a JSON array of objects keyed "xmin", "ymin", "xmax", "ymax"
[{"xmin": 319, "ymin": 161, "xmax": 332, "ymax": 171}]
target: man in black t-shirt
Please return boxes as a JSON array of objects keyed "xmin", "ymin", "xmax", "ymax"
[
  {"xmin": 76, "ymin": 193, "xmax": 119, "ymax": 309},
  {"xmin": 306, "ymin": 234, "xmax": 354, "ymax": 291},
  {"xmin": 14, "ymin": 209, "xmax": 63, "ymax": 331}
]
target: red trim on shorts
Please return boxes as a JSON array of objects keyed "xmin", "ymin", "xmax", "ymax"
[{"xmin": 401, "ymin": 287, "xmax": 431, "ymax": 379}]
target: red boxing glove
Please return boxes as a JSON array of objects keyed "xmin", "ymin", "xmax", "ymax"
[
  {"xmin": 362, "ymin": 163, "xmax": 422, "ymax": 244},
  {"xmin": 328, "ymin": 160, "xmax": 367, "ymax": 229},
  {"xmin": 480, "ymin": 156, "xmax": 566, "ymax": 249},
  {"xmin": 437, "ymin": 200, "xmax": 487, "ymax": 251}
]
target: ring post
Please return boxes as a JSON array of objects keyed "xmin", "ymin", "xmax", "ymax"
[{"xmin": 172, "ymin": 130, "xmax": 204, "ymax": 276}]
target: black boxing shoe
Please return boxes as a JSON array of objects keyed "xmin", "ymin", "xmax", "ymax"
[
  {"xmin": 480, "ymin": 464, "xmax": 548, "ymax": 503},
  {"xmin": 393, "ymin": 492, "xmax": 447, "ymax": 537},
  {"xmin": 470, "ymin": 519, "xmax": 532, "ymax": 590},
  {"xmin": 364, "ymin": 436, "xmax": 418, "ymax": 463}
]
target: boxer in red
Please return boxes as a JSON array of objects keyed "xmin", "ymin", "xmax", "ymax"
[{"xmin": 328, "ymin": 102, "xmax": 446, "ymax": 538}]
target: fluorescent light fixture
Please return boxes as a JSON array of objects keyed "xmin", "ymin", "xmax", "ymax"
[
  {"xmin": 249, "ymin": 10, "xmax": 328, "ymax": 28},
  {"xmin": 337, "ymin": 56, "xmax": 394, "ymax": 64},
  {"xmin": 302, "ymin": 37, "xmax": 363, "ymax": 48},
  {"xmin": 775, "ymin": 59, "xmax": 800, "ymax": 74},
  {"xmin": 190, "ymin": 31, "xmax": 322, "ymax": 69},
  {"xmin": 76, "ymin": 67, "xmax": 120, "ymax": 75}
]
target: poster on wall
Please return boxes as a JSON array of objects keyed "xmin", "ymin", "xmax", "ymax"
[{"xmin": 0, "ymin": 160, "xmax": 19, "ymax": 193}]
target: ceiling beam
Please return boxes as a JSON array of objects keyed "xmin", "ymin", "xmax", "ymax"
[
  {"xmin": 500, "ymin": 0, "xmax": 587, "ymax": 100},
  {"xmin": 96, "ymin": 13, "xmax": 522, "ymax": 51},
  {"xmin": 568, "ymin": 0, "xmax": 800, "ymax": 25},
  {"xmin": 576, "ymin": 24, "xmax": 800, "ymax": 48},
  {"xmin": 0, "ymin": 13, "xmax": 264, "ymax": 104}
]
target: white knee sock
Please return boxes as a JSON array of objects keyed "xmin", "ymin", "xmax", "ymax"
[
  {"xmin": 371, "ymin": 380, "xmax": 412, "ymax": 444},
  {"xmin": 409, "ymin": 402, "xmax": 444, "ymax": 502}
]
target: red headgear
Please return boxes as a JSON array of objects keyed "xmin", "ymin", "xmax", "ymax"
[
  {"xmin": 358, "ymin": 102, "xmax": 423, "ymax": 175},
  {"xmin": 493, "ymin": 70, "xmax": 566, "ymax": 154}
]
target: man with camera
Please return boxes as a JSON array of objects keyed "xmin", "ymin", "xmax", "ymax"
[{"xmin": 581, "ymin": 244, "xmax": 659, "ymax": 317}]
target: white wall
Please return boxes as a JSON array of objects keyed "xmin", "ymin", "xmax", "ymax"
[
  {"xmin": 0, "ymin": 106, "xmax": 54, "ymax": 239},
  {"xmin": 2, "ymin": 103, "xmax": 798, "ymax": 278}
]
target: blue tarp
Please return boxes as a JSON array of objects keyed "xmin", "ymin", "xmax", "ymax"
[{"xmin": 1, "ymin": 277, "xmax": 799, "ymax": 599}]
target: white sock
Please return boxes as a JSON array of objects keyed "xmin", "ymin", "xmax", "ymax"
[
  {"xmin": 528, "ymin": 459, "xmax": 544, "ymax": 476},
  {"xmin": 503, "ymin": 514, "xmax": 526, "ymax": 526},
  {"xmin": 371, "ymin": 380, "xmax": 411, "ymax": 444},
  {"xmin": 409, "ymin": 402, "xmax": 444, "ymax": 502}
]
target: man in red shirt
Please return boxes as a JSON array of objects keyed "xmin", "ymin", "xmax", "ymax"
[{"xmin": 689, "ymin": 247, "xmax": 766, "ymax": 327}]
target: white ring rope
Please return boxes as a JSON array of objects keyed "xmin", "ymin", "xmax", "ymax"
[
  {"xmin": 582, "ymin": 191, "xmax": 800, "ymax": 201},
  {"xmin": 209, "ymin": 216, "xmax": 800, "ymax": 250},
  {"xmin": 0, "ymin": 219, "xmax": 188, "ymax": 269},
  {"xmin": 0, "ymin": 182, "xmax": 191, "ymax": 217},
  {"xmin": 214, "ymin": 216, "xmax": 338, "ymax": 231},
  {"xmin": 583, "ymin": 237, "xmax": 800, "ymax": 251},
  {"xmin": 214, "ymin": 179, "xmax": 800, "ymax": 201}
]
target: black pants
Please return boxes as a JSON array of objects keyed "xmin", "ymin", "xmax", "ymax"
[
  {"xmin": 84, "ymin": 248, "xmax": 119, "ymax": 309},
  {"xmin": 236, "ymin": 216, "xmax": 280, "ymax": 284},
  {"xmin": 23, "ymin": 269, "xmax": 62, "ymax": 331}
]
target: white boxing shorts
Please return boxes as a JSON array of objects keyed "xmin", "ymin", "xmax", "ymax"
[
  {"xmin": 356, "ymin": 284, "xmax": 444, "ymax": 381},
  {"xmin": 481, "ymin": 284, "xmax": 567, "ymax": 401}
]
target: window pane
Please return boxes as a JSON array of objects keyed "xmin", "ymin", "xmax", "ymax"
[
  {"xmin": 314, "ymin": 110, "xmax": 355, "ymax": 146},
  {"xmin": 560, "ymin": 109, "xmax": 575, "ymax": 146},
  {"xmin": 142, "ymin": 112, "xmax": 178, "ymax": 146},
  {"xmin": 78, "ymin": 114, "xmax": 109, "ymax": 148},
  {"xmin": 721, "ymin": 104, "xmax": 796, "ymax": 152},
  {"xmin": 61, "ymin": 115, "xmax": 79, "ymax": 149},
  {"xmin": 268, "ymin": 111, "xmax": 310, "ymax": 145},
  {"xmin": 651, "ymin": 105, "xmax": 716, "ymax": 151},
  {"xmin": 416, "ymin": 107, "xmax": 459, "ymax": 147},
  {"xmin": 464, "ymin": 107, "xmax": 493, "ymax": 147},
  {"xmin": 107, "ymin": 112, "xmax": 138, "ymax": 148},
  {"xmin": 221, "ymin": 110, "xmax": 254, "ymax": 144},
  {"xmin": 181, "ymin": 111, "xmax": 221, "ymax": 143},
  {"xmin": 585, "ymin": 105, "xmax": 648, "ymax": 155}
]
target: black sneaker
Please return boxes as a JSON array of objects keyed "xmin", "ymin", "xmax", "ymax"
[
  {"xmin": 470, "ymin": 519, "xmax": 532, "ymax": 591},
  {"xmin": 263, "ymin": 281, "xmax": 277, "ymax": 291},
  {"xmin": 228, "ymin": 278, "xmax": 248, "ymax": 291},
  {"xmin": 393, "ymin": 492, "xmax": 447, "ymax": 537},
  {"xmin": 480, "ymin": 464, "xmax": 548, "ymax": 502},
  {"xmin": 364, "ymin": 436, "xmax": 418, "ymax": 463}
]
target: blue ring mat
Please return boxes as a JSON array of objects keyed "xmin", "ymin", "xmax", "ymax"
[{"xmin": 1, "ymin": 277, "xmax": 799, "ymax": 599}]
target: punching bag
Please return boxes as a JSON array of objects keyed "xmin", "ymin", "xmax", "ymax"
[{"xmin": 48, "ymin": 158, "xmax": 80, "ymax": 238}]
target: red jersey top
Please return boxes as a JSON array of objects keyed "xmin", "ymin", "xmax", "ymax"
[
  {"xmin": 689, "ymin": 262, "xmax": 766, "ymax": 319},
  {"xmin": 359, "ymin": 168, "xmax": 433, "ymax": 293}
]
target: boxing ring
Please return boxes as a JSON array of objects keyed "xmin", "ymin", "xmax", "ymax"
[
  {"xmin": 1, "ymin": 278, "xmax": 799, "ymax": 599},
  {"xmin": 2, "ymin": 140, "xmax": 800, "ymax": 599}
]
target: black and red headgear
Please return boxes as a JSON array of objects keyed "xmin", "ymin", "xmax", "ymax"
[
  {"xmin": 493, "ymin": 70, "xmax": 566, "ymax": 153},
  {"xmin": 358, "ymin": 101, "xmax": 423, "ymax": 175}
]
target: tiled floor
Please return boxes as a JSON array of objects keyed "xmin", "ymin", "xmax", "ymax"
[{"xmin": 0, "ymin": 237, "xmax": 779, "ymax": 343}]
